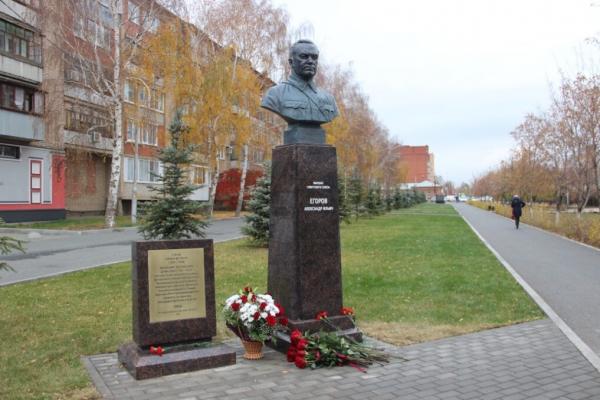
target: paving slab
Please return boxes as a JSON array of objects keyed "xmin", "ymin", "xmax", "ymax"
[{"xmin": 84, "ymin": 320, "xmax": 600, "ymax": 399}]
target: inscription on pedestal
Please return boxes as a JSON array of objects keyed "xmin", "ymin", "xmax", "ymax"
[
  {"xmin": 303, "ymin": 181, "xmax": 335, "ymax": 212},
  {"xmin": 148, "ymin": 248, "xmax": 206, "ymax": 323}
]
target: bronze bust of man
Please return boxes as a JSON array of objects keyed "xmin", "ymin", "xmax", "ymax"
[{"xmin": 261, "ymin": 40, "xmax": 339, "ymax": 144}]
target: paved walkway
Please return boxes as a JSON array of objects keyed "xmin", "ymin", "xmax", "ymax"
[
  {"xmin": 85, "ymin": 320, "xmax": 600, "ymax": 400},
  {"xmin": 0, "ymin": 218, "xmax": 244, "ymax": 286},
  {"xmin": 454, "ymin": 203, "xmax": 600, "ymax": 361}
]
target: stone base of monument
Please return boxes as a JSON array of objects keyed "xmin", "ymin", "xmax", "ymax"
[
  {"xmin": 118, "ymin": 342, "xmax": 236, "ymax": 380},
  {"xmin": 268, "ymin": 315, "xmax": 362, "ymax": 352}
]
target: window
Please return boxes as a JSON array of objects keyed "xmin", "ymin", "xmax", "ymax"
[
  {"xmin": 0, "ymin": 19, "xmax": 41, "ymax": 63},
  {"xmin": 124, "ymin": 80, "xmax": 134, "ymax": 102},
  {"xmin": 65, "ymin": 102, "xmax": 112, "ymax": 135},
  {"xmin": 124, "ymin": 157, "xmax": 161, "ymax": 182},
  {"xmin": 140, "ymin": 124, "xmax": 157, "ymax": 145},
  {"xmin": 0, "ymin": 144, "xmax": 19, "ymax": 159},
  {"xmin": 74, "ymin": 16, "xmax": 85, "ymax": 39},
  {"xmin": 151, "ymin": 89, "xmax": 164, "ymax": 111},
  {"xmin": 138, "ymin": 85, "xmax": 149, "ymax": 107},
  {"xmin": 148, "ymin": 17, "xmax": 160, "ymax": 33},
  {"xmin": 0, "ymin": 82, "xmax": 43, "ymax": 114},
  {"xmin": 190, "ymin": 165, "xmax": 207, "ymax": 185},
  {"xmin": 217, "ymin": 146, "xmax": 226, "ymax": 160},
  {"xmin": 128, "ymin": 2, "xmax": 140, "ymax": 24},
  {"xmin": 126, "ymin": 119, "xmax": 138, "ymax": 142}
]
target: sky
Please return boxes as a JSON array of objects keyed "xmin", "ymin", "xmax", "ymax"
[{"xmin": 271, "ymin": 0, "xmax": 600, "ymax": 184}]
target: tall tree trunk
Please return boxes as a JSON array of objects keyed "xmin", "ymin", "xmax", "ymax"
[
  {"xmin": 105, "ymin": 0, "xmax": 123, "ymax": 228},
  {"xmin": 235, "ymin": 144, "xmax": 248, "ymax": 217},
  {"xmin": 208, "ymin": 159, "xmax": 220, "ymax": 218}
]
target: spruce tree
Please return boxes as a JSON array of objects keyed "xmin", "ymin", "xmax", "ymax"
[
  {"xmin": 365, "ymin": 187, "xmax": 380, "ymax": 216},
  {"xmin": 347, "ymin": 174, "xmax": 364, "ymax": 220},
  {"xmin": 138, "ymin": 110, "xmax": 208, "ymax": 240},
  {"xmin": 0, "ymin": 218, "xmax": 24, "ymax": 272},
  {"xmin": 242, "ymin": 163, "xmax": 271, "ymax": 246},
  {"xmin": 337, "ymin": 175, "xmax": 351, "ymax": 224}
]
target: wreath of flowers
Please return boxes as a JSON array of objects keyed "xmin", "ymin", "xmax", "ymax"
[{"xmin": 223, "ymin": 286, "xmax": 288, "ymax": 343}]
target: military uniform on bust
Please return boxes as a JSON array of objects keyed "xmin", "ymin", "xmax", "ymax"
[{"xmin": 261, "ymin": 40, "xmax": 339, "ymax": 144}]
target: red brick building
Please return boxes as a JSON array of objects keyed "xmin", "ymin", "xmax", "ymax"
[{"xmin": 398, "ymin": 145, "xmax": 435, "ymax": 183}]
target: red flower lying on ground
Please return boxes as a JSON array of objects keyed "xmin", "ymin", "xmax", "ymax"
[
  {"xmin": 315, "ymin": 311, "xmax": 328, "ymax": 320},
  {"xmin": 286, "ymin": 329, "xmax": 388, "ymax": 370},
  {"xmin": 341, "ymin": 306, "xmax": 355, "ymax": 316},
  {"xmin": 149, "ymin": 346, "xmax": 164, "ymax": 356}
]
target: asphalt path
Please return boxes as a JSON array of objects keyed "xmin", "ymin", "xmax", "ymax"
[
  {"xmin": 0, "ymin": 218, "xmax": 245, "ymax": 286},
  {"xmin": 454, "ymin": 203, "xmax": 600, "ymax": 358}
]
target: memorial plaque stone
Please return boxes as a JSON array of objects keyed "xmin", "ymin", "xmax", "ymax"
[{"xmin": 118, "ymin": 239, "xmax": 235, "ymax": 379}]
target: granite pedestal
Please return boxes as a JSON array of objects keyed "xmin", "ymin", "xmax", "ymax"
[
  {"xmin": 268, "ymin": 144, "xmax": 361, "ymax": 348},
  {"xmin": 118, "ymin": 240, "xmax": 236, "ymax": 379}
]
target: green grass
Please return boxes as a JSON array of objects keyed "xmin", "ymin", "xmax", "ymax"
[
  {"xmin": 0, "ymin": 203, "xmax": 543, "ymax": 399},
  {"xmin": 9, "ymin": 216, "xmax": 134, "ymax": 230}
]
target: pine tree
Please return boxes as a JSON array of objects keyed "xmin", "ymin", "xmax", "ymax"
[
  {"xmin": 365, "ymin": 187, "xmax": 380, "ymax": 217},
  {"xmin": 138, "ymin": 110, "xmax": 208, "ymax": 240},
  {"xmin": 338, "ymin": 175, "xmax": 351, "ymax": 224},
  {"xmin": 347, "ymin": 174, "xmax": 364, "ymax": 220},
  {"xmin": 242, "ymin": 163, "xmax": 271, "ymax": 246},
  {"xmin": 0, "ymin": 218, "xmax": 24, "ymax": 272}
]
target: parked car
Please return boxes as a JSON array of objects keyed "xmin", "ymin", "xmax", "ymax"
[{"xmin": 435, "ymin": 195, "xmax": 445, "ymax": 204}]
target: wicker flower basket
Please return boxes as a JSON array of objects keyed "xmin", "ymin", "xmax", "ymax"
[{"xmin": 241, "ymin": 339, "xmax": 264, "ymax": 360}]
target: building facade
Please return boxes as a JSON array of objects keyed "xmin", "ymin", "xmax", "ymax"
[
  {"xmin": 1, "ymin": 1, "xmax": 282, "ymax": 221},
  {"xmin": 398, "ymin": 145, "xmax": 435, "ymax": 184},
  {"xmin": 0, "ymin": 0, "xmax": 66, "ymax": 222}
]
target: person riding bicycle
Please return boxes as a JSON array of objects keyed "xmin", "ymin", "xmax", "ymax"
[{"xmin": 510, "ymin": 195, "xmax": 526, "ymax": 229}]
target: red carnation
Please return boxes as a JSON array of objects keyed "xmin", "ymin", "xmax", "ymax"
[
  {"xmin": 286, "ymin": 348, "xmax": 297, "ymax": 362},
  {"xmin": 251, "ymin": 294, "xmax": 257, "ymax": 302},
  {"xmin": 266, "ymin": 315, "xmax": 277, "ymax": 326},
  {"xmin": 253, "ymin": 311, "xmax": 260, "ymax": 320},
  {"xmin": 275, "ymin": 303, "xmax": 284, "ymax": 316},
  {"xmin": 295, "ymin": 349, "xmax": 306, "ymax": 358},
  {"xmin": 149, "ymin": 346, "xmax": 164, "ymax": 356},
  {"xmin": 278, "ymin": 316, "xmax": 289, "ymax": 326},
  {"xmin": 315, "ymin": 311, "xmax": 328, "ymax": 320},
  {"xmin": 341, "ymin": 306, "xmax": 355, "ymax": 316},
  {"xmin": 243, "ymin": 286, "xmax": 252, "ymax": 293},
  {"xmin": 295, "ymin": 356, "xmax": 308, "ymax": 369},
  {"xmin": 259, "ymin": 302, "xmax": 267, "ymax": 310},
  {"xmin": 231, "ymin": 302, "xmax": 240, "ymax": 311},
  {"xmin": 296, "ymin": 340, "xmax": 308, "ymax": 350},
  {"xmin": 240, "ymin": 295, "xmax": 248, "ymax": 303},
  {"xmin": 290, "ymin": 329, "xmax": 303, "ymax": 345}
]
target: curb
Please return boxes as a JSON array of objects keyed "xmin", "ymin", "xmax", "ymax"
[
  {"xmin": 0, "ymin": 226, "xmax": 138, "ymax": 237},
  {"xmin": 455, "ymin": 205, "xmax": 600, "ymax": 374}
]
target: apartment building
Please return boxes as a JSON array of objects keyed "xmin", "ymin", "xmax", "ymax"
[
  {"xmin": 398, "ymin": 145, "xmax": 435, "ymax": 184},
  {"xmin": 0, "ymin": 0, "xmax": 66, "ymax": 222},
  {"xmin": 0, "ymin": 0, "xmax": 282, "ymax": 221}
]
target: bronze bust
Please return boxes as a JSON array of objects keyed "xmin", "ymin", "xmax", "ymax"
[{"xmin": 261, "ymin": 40, "xmax": 339, "ymax": 144}]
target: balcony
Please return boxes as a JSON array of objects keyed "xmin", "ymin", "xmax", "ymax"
[
  {"xmin": 64, "ymin": 130, "xmax": 113, "ymax": 154},
  {"xmin": 0, "ymin": 54, "xmax": 42, "ymax": 83},
  {"xmin": 0, "ymin": 108, "xmax": 44, "ymax": 141}
]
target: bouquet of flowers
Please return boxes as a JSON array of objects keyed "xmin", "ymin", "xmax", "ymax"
[
  {"xmin": 223, "ymin": 286, "xmax": 288, "ymax": 343},
  {"xmin": 286, "ymin": 309, "xmax": 389, "ymax": 371},
  {"xmin": 286, "ymin": 329, "xmax": 389, "ymax": 370}
]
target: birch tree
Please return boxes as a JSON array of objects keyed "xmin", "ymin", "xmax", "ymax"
[
  {"xmin": 50, "ymin": 0, "xmax": 178, "ymax": 227},
  {"xmin": 194, "ymin": 0, "xmax": 288, "ymax": 216}
]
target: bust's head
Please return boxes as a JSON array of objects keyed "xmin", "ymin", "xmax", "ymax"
[{"xmin": 289, "ymin": 40, "xmax": 319, "ymax": 81}]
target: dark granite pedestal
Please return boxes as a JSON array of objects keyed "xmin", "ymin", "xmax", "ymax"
[
  {"xmin": 268, "ymin": 144, "xmax": 361, "ymax": 350},
  {"xmin": 118, "ymin": 342, "xmax": 236, "ymax": 380}
]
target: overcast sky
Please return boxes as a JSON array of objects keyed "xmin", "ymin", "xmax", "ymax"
[{"xmin": 271, "ymin": 0, "xmax": 600, "ymax": 184}]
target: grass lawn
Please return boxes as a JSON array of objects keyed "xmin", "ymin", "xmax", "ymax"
[
  {"xmin": 0, "ymin": 203, "xmax": 543, "ymax": 399},
  {"xmin": 8, "ymin": 215, "xmax": 135, "ymax": 230}
]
